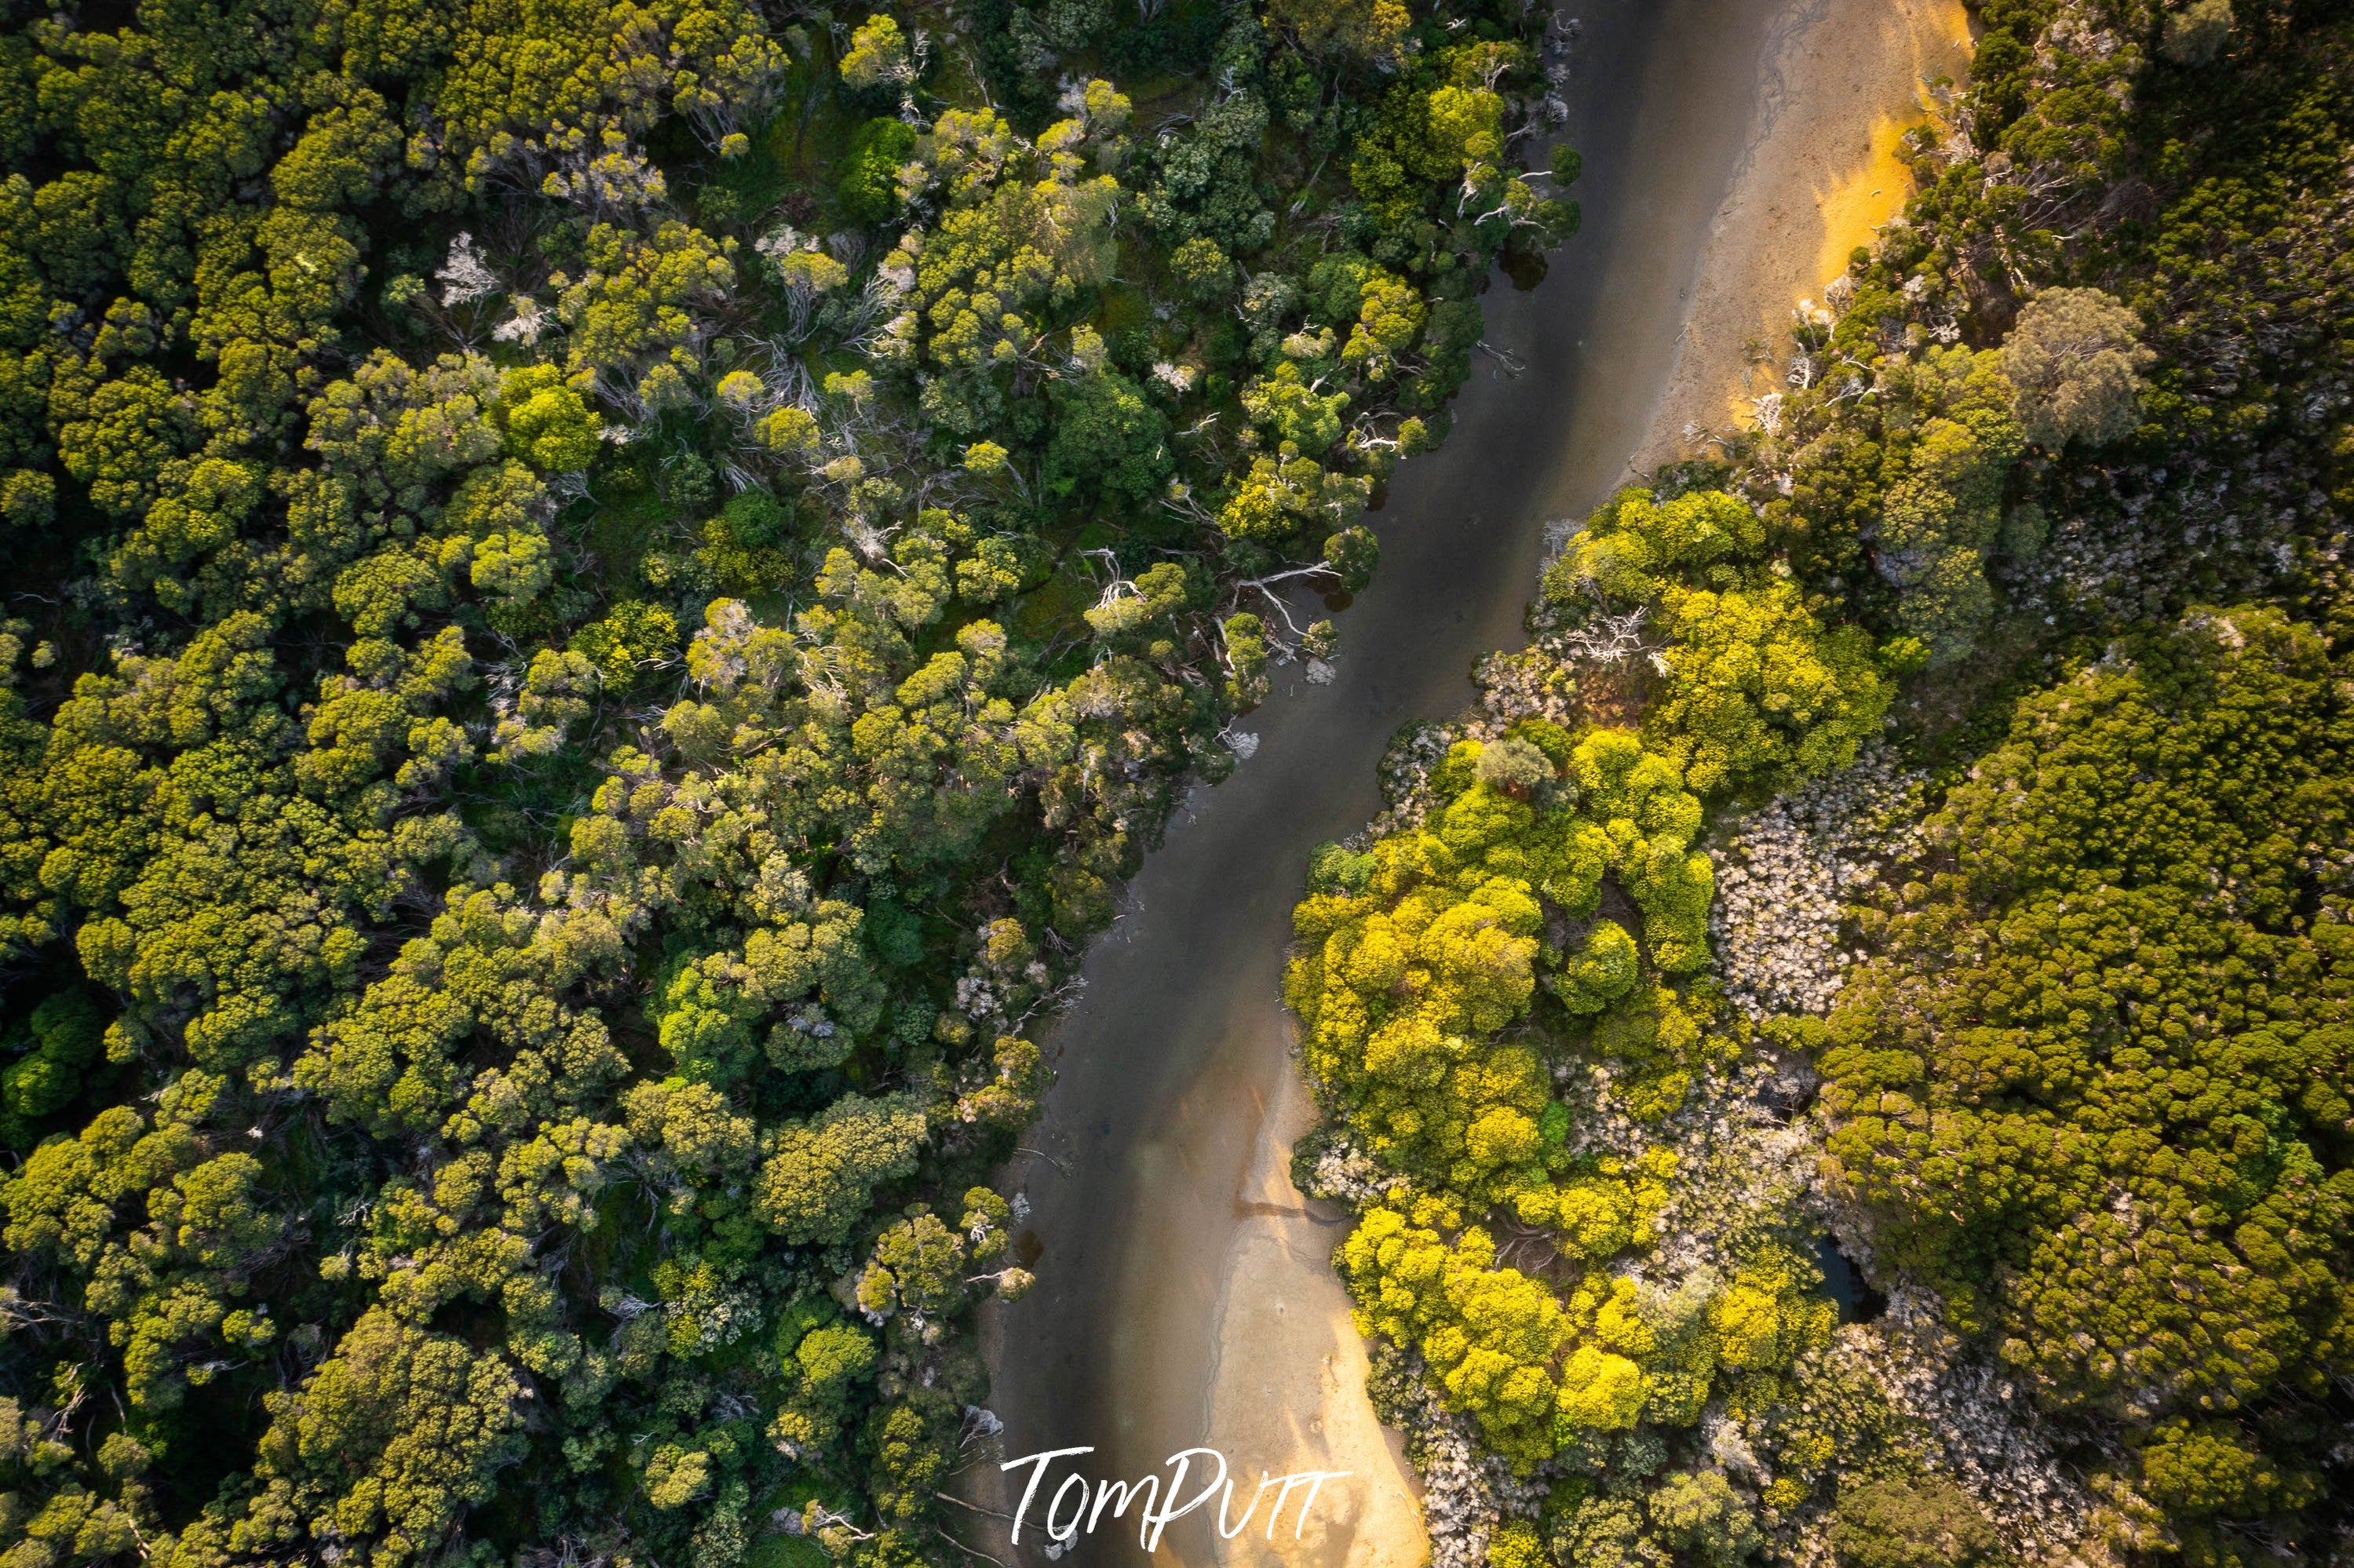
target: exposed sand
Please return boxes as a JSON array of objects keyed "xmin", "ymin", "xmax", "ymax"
[
  {"xmin": 1199, "ymin": 1065, "xmax": 1423, "ymax": 1568},
  {"xmin": 1637, "ymin": 0, "xmax": 1976, "ymax": 469}
]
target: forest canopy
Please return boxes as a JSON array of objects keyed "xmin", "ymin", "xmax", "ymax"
[{"xmin": 0, "ymin": 0, "xmax": 1579, "ymax": 1560}]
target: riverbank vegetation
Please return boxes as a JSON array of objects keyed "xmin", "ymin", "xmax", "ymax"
[
  {"xmin": 1288, "ymin": 0, "xmax": 2354, "ymax": 1563},
  {"xmin": 0, "ymin": 0, "xmax": 1581, "ymax": 1559}
]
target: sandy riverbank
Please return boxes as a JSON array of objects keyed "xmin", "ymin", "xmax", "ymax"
[
  {"xmin": 1197, "ymin": 1065, "xmax": 1421, "ymax": 1568},
  {"xmin": 1637, "ymin": 0, "xmax": 1975, "ymax": 470},
  {"xmin": 976, "ymin": 5, "xmax": 1974, "ymax": 1568}
]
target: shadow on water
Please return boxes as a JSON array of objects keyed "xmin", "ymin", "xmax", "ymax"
[{"xmin": 1812, "ymin": 1234, "xmax": 1889, "ymax": 1325}]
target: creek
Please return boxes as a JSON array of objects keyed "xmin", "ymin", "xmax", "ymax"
[{"xmin": 972, "ymin": 2, "xmax": 1947, "ymax": 1562}]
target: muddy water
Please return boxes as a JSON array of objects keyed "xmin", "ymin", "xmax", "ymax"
[{"xmin": 975, "ymin": 1, "xmax": 1822, "ymax": 1563}]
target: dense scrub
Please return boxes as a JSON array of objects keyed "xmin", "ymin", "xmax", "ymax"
[
  {"xmin": 1289, "ymin": 499, "xmax": 1942, "ymax": 1568},
  {"xmin": 0, "ymin": 0, "xmax": 1581, "ymax": 1562},
  {"xmin": 1823, "ymin": 607, "xmax": 2354, "ymax": 1559},
  {"xmin": 1286, "ymin": 0, "xmax": 2354, "ymax": 1564},
  {"xmin": 1772, "ymin": 0, "xmax": 2354, "ymax": 1552}
]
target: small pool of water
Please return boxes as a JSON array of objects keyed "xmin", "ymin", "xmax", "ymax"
[{"xmin": 1812, "ymin": 1233, "xmax": 1889, "ymax": 1323}]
